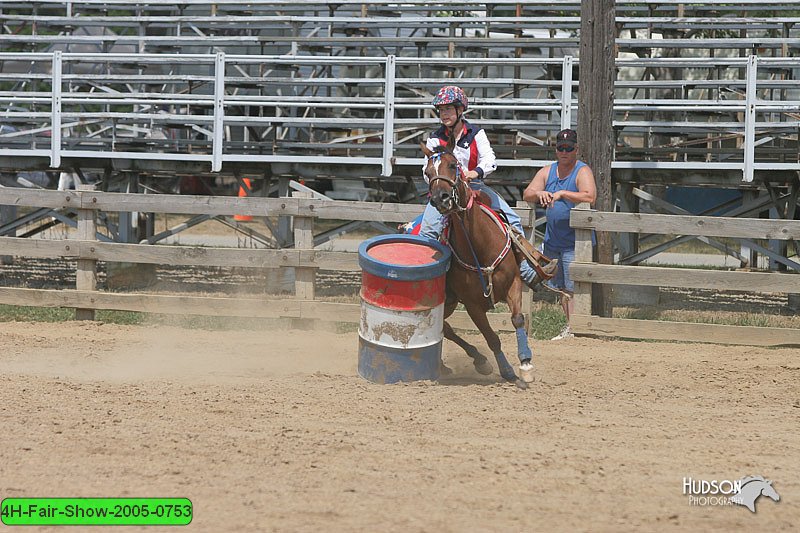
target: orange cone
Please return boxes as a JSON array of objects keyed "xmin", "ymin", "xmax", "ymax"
[{"xmin": 234, "ymin": 178, "xmax": 253, "ymax": 221}]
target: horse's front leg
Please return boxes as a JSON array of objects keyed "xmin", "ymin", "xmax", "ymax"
[
  {"xmin": 443, "ymin": 320, "xmax": 493, "ymax": 375},
  {"xmin": 465, "ymin": 303, "xmax": 527, "ymax": 390},
  {"xmin": 507, "ymin": 275, "xmax": 535, "ymax": 383}
]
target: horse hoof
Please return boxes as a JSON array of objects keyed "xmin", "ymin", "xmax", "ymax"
[
  {"xmin": 519, "ymin": 361, "xmax": 535, "ymax": 383},
  {"xmin": 474, "ymin": 361, "xmax": 494, "ymax": 376},
  {"xmin": 514, "ymin": 379, "xmax": 528, "ymax": 390},
  {"xmin": 499, "ymin": 370, "xmax": 517, "ymax": 382}
]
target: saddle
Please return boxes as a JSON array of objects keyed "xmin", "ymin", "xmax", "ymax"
[
  {"xmin": 401, "ymin": 200, "xmax": 558, "ymax": 289},
  {"xmin": 474, "ymin": 201, "xmax": 558, "ymax": 289}
]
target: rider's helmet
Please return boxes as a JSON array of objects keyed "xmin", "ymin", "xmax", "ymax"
[{"xmin": 431, "ymin": 85, "xmax": 468, "ymax": 112}]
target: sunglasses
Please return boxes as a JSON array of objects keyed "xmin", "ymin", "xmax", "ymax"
[{"xmin": 556, "ymin": 145, "xmax": 575, "ymax": 152}]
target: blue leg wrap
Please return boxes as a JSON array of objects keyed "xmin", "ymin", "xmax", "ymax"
[
  {"xmin": 515, "ymin": 327, "xmax": 532, "ymax": 362},
  {"xmin": 494, "ymin": 351, "xmax": 516, "ymax": 380}
]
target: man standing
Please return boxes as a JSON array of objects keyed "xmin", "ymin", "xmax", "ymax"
[{"xmin": 523, "ymin": 129, "xmax": 597, "ymax": 340}]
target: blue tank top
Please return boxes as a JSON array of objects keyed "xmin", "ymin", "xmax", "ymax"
[{"xmin": 543, "ymin": 160, "xmax": 586, "ymax": 251}]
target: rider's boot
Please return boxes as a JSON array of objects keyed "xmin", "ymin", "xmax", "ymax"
[{"xmin": 510, "ymin": 229, "xmax": 558, "ymax": 289}]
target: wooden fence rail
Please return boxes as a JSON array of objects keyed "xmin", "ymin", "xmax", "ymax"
[
  {"xmin": 0, "ymin": 188, "xmax": 534, "ymax": 332},
  {"xmin": 4, "ymin": 188, "xmax": 797, "ymax": 344},
  {"xmin": 0, "ymin": 188, "xmax": 426, "ymax": 221},
  {"xmin": 570, "ymin": 204, "xmax": 800, "ymax": 346}
]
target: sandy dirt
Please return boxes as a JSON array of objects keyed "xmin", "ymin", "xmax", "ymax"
[{"xmin": 0, "ymin": 320, "xmax": 798, "ymax": 532}]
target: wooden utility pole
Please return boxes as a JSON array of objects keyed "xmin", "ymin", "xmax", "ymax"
[{"xmin": 578, "ymin": 0, "xmax": 615, "ymax": 317}]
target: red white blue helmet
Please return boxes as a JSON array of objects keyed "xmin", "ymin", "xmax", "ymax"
[{"xmin": 432, "ymin": 85, "xmax": 468, "ymax": 112}]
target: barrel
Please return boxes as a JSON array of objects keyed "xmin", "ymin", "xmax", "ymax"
[{"xmin": 357, "ymin": 234, "xmax": 451, "ymax": 384}]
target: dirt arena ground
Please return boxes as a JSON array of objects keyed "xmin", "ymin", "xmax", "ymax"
[{"xmin": 0, "ymin": 320, "xmax": 797, "ymax": 532}]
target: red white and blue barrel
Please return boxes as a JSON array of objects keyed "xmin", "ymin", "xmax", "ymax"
[{"xmin": 358, "ymin": 234, "xmax": 451, "ymax": 384}]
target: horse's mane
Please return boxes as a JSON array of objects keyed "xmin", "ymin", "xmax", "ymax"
[
  {"xmin": 431, "ymin": 146, "xmax": 453, "ymax": 156},
  {"xmin": 740, "ymin": 476, "xmax": 767, "ymax": 486}
]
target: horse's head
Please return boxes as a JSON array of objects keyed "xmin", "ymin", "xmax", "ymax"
[
  {"xmin": 761, "ymin": 480, "xmax": 780, "ymax": 502},
  {"xmin": 734, "ymin": 476, "xmax": 781, "ymax": 512},
  {"xmin": 422, "ymin": 144, "xmax": 467, "ymax": 215}
]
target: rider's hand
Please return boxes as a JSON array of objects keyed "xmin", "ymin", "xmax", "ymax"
[{"xmin": 463, "ymin": 170, "xmax": 479, "ymax": 181}]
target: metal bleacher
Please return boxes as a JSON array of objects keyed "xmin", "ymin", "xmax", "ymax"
[{"xmin": 0, "ymin": 0, "xmax": 798, "ymax": 194}]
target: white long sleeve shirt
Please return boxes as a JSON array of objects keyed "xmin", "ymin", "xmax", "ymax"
[{"xmin": 423, "ymin": 119, "xmax": 497, "ymax": 182}]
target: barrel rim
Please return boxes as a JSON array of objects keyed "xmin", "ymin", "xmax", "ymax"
[{"xmin": 358, "ymin": 234, "xmax": 451, "ymax": 281}]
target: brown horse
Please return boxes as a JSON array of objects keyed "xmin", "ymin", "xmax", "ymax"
[{"xmin": 422, "ymin": 145, "xmax": 534, "ymax": 389}]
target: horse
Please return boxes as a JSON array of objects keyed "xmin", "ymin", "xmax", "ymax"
[
  {"xmin": 730, "ymin": 476, "xmax": 780, "ymax": 512},
  {"xmin": 422, "ymin": 145, "xmax": 534, "ymax": 389}
]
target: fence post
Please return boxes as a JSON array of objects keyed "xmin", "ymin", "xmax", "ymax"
[
  {"xmin": 0, "ymin": 204, "xmax": 16, "ymax": 265},
  {"xmin": 75, "ymin": 184, "xmax": 97, "ymax": 320},
  {"xmin": 50, "ymin": 50, "xmax": 62, "ymax": 169},
  {"xmin": 381, "ymin": 54, "xmax": 396, "ymax": 177},
  {"xmin": 560, "ymin": 55, "xmax": 573, "ymax": 131},
  {"xmin": 211, "ymin": 51, "xmax": 226, "ymax": 173},
  {"xmin": 743, "ymin": 54, "xmax": 757, "ymax": 183},
  {"xmin": 292, "ymin": 191, "xmax": 315, "ymax": 301},
  {"xmin": 572, "ymin": 202, "xmax": 593, "ymax": 319}
]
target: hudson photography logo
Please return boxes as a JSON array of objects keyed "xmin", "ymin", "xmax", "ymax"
[{"xmin": 683, "ymin": 475, "xmax": 781, "ymax": 512}]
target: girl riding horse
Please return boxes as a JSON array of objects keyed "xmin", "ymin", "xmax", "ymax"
[
  {"xmin": 419, "ymin": 85, "xmax": 556, "ymax": 289},
  {"xmin": 423, "ymin": 144, "xmax": 535, "ymax": 389}
]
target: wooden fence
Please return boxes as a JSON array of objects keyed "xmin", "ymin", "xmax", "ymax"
[
  {"xmin": 2, "ymin": 188, "xmax": 798, "ymax": 345},
  {"xmin": 570, "ymin": 204, "xmax": 800, "ymax": 346},
  {"xmin": 0, "ymin": 187, "xmax": 539, "ymax": 331}
]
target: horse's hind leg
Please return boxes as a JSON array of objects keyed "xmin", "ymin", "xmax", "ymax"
[
  {"xmin": 507, "ymin": 275, "xmax": 535, "ymax": 383},
  {"xmin": 465, "ymin": 304, "xmax": 527, "ymax": 389},
  {"xmin": 443, "ymin": 320, "xmax": 493, "ymax": 375}
]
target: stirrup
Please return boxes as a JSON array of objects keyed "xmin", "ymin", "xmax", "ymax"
[
  {"xmin": 526, "ymin": 258, "xmax": 558, "ymax": 289},
  {"xmin": 530, "ymin": 256, "xmax": 558, "ymax": 281},
  {"xmin": 508, "ymin": 228, "xmax": 555, "ymax": 276}
]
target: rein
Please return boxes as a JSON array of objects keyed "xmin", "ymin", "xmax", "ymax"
[
  {"xmin": 426, "ymin": 149, "xmax": 510, "ymax": 302},
  {"xmin": 451, "ymin": 204, "xmax": 512, "ymax": 302}
]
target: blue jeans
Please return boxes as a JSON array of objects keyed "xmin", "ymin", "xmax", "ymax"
[
  {"xmin": 420, "ymin": 181, "xmax": 535, "ymax": 284},
  {"xmin": 543, "ymin": 245, "xmax": 575, "ymax": 293}
]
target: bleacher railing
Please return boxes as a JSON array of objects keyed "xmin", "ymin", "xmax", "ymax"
[{"xmin": 0, "ymin": 52, "xmax": 798, "ymax": 181}]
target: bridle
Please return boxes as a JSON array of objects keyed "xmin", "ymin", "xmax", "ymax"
[
  {"xmin": 426, "ymin": 149, "xmax": 470, "ymax": 215},
  {"xmin": 425, "ymin": 148, "xmax": 510, "ymax": 302}
]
